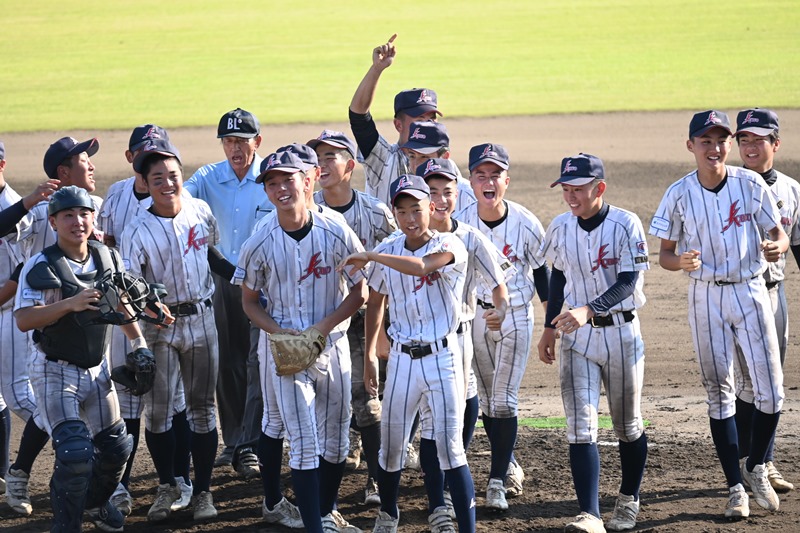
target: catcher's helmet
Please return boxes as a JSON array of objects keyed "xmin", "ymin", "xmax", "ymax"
[{"xmin": 48, "ymin": 185, "xmax": 95, "ymax": 216}]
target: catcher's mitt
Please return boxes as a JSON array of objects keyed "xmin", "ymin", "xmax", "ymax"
[
  {"xmin": 111, "ymin": 347, "xmax": 156, "ymax": 395},
  {"xmin": 269, "ymin": 327, "xmax": 326, "ymax": 376}
]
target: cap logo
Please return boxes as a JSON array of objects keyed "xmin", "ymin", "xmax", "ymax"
[
  {"xmin": 319, "ymin": 131, "xmax": 332, "ymax": 140},
  {"xmin": 563, "ymin": 159, "xmax": 578, "ymax": 174},
  {"xmin": 704, "ymin": 111, "xmax": 721, "ymax": 126},
  {"xmin": 267, "ymin": 154, "xmax": 279, "ymax": 167},
  {"xmin": 142, "ymin": 140, "xmax": 157, "ymax": 152},
  {"xmin": 480, "ymin": 145, "xmax": 497, "ymax": 158},
  {"xmin": 409, "ymin": 128, "xmax": 427, "ymax": 140},
  {"xmin": 396, "ymin": 175, "xmax": 413, "ymax": 189},
  {"xmin": 742, "ymin": 111, "xmax": 759, "ymax": 124},
  {"xmin": 416, "ymin": 90, "xmax": 433, "ymax": 104},
  {"xmin": 143, "ymin": 127, "xmax": 162, "ymax": 140},
  {"xmin": 226, "ymin": 117, "xmax": 242, "ymax": 131},
  {"xmin": 424, "ymin": 160, "xmax": 440, "ymax": 173},
  {"xmin": 68, "ymin": 137, "xmax": 80, "ymax": 146}
]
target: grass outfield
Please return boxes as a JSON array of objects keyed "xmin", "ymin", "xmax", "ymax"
[{"xmin": 2, "ymin": 0, "xmax": 798, "ymax": 132}]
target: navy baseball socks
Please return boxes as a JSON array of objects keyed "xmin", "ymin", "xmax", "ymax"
[
  {"xmin": 709, "ymin": 416, "xmax": 744, "ymax": 487},
  {"xmin": 0, "ymin": 407, "xmax": 9, "ymax": 479},
  {"xmin": 291, "ymin": 468, "xmax": 323, "ymax": 533},
  {"xmin": 121, "ymin": 418, "xmax": 140, "ymax": 488},
  {"xmin": 145, "ymin": 427, "xmax": 177, "ymax": 485},
  {"xmin": 11, "ymin": 417, "xmax": 49, "ymax": 475},
  {"xmin": 735, "ymin": 398, "xmax": 754, "ymax": 458},
  {"xmin": 172, "ymin": 410, "xmax": 192, "ymax": 484},
  {"xmin": 319, "ymin": 458, "xmax": 346, "ymax": 516},
  {"xmin": 191, "ymin": 429, "xmax": 217, "ymax": 494},
  {"xmin": 746, "ymin": 411, "xmax": 780, "ymax": 471},
  {"xmin": 377, "ymin": 466, "xmax": 403, "ymax": 518},
  {"xmin": 360, "ymin": 422, "xmax": 381, "ymax": 480},
  {"xmin": 258, "ymin": 433, "xmax": 284, "ymax": 509},
  {"xmin": 445, "ymin": 465, "xmax": 476, "ymax": 533},
  {"xmin": 569, "ymin": 443, "xmax": 601, "ymax": 518},
  {"xmin": 736, "ymin": 398, "xmax": 781, "ymax": 465},
  {"xmin": 618, "ymin": 432, "xmax": 648, "ymax": 499},
  {"xmin": 420, "ymin": 438, "xmax": 446, "ymax": 512},
  {"xmin": 486, "ymin": 415, "xmax": 517, "ymax": 480},
  {"xmin": 463, "ymin": 395, "xmax": 480, "ymax": 450}
]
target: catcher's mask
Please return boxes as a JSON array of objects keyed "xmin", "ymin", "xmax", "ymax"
[{"xmin": 88, "ymin": 271, "xmax": 170, "ymax": 327}]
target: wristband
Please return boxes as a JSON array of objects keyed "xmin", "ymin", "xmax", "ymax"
[{"xmin": 130, "ymin": 336, "xmax": 147, "ymax": 351}]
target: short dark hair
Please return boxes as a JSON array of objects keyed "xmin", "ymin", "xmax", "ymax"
[
  {"xmin": 735, "ymin": 131, "xmax": 780, "ymax": 145},
  {"xmin": 140, "ymin": 153, "xmax": 183, "ymax": 181}
]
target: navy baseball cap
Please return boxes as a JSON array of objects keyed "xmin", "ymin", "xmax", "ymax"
[
  {"xmin": 256, "ymin": 151, "xmax": 306, "ymax": 184},
  {"xmin": 401, "ymin": 121, "xmax": 450, "ymax": 154},
  {"xmin": 389, "ymin": 174, "xmax": 430, "ymax": 207},
  {"xmin": 129, "ymin": 124, "xmax": 170, "ymax": 151},
  {"xmin": 417, "ymin": 158, "xmax": 459, "ymax": 181},
  {"xmin": 276, "ymin": 143, "xmax": 318, "ymax": 170},
  {"xmin": 307, "ymin": 130, "xmax": 358, "ymax": 159},
  {"xmin": 689, "ymin": 110, "xmax": 733, "ymax": 138},
  {"xmin": 132, "ymin": 139, "xmax": 182, "ymax": 174},
  {"xmin": 0, "ymin": 141, "xmax": 4, "ymax": 160},
  {"xmin": 550, "ymin": 153, "xmax": 605, "ymax": 188},
  {"xmin": 394, "ymin": 89, "xmax": 442, "ymax": 117},
  {"xmin": 468, "ymin": 143, "xmax": 509, "ymax": 171},
  {"xmin": 217, "ymin": 108, "xmax": 260, "ymax": 139},
  {"xmin": 736, "ymin": 108, "xmax": 780, "ymax": 137},
  {"xmin": 43, "ymin": 137, "xmax": 99, "ymax": 180}
]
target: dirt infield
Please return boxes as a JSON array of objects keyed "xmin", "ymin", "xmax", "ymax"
[{"xmin": 1, "ymin": 111, "xmax": 799, "ymax": 531}]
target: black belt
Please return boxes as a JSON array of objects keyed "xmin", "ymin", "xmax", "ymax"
[
  {"xmin": 766, "ymin": 280, "xmax": 781, "ymax": 290},
  {"xmin": 396, "ymin": 337, "xmax": 448, "ymax": 359},
  {"xmin": 168, "ymin": 299, "xmax": 212, "ymax": 317},
  {"xmin": 477, "ymin": 299, "xmax": 494, "ymax": 310},
  {"xmin": 714, "ymin": 276, "xmax": 758, "ymax": 286},
  {"xmin": 589, "ymin": 310, "xmax": 635, "ymax": 328}
]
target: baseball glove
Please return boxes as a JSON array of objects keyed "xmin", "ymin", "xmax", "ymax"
[
  {"xmin": 269, "ymin": 327, "xmax": 326, "ymax": 376},
  {"xmin": 111, "ymin": 347, "xmax": 156, "ymax": 396}
]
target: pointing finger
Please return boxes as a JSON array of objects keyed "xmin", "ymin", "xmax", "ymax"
[{"xmin": 388, "ymin": 33, "xmax": 397, "ymax": 43}]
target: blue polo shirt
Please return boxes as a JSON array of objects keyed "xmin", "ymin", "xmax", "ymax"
[{"xmin": 184, "ymin": 154, "xmax": 274, "ymax": 263}]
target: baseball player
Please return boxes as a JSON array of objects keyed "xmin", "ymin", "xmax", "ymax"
[
  {"xmin": 185, "ymin": 108, "xmax": 271, "ymax": 475},
  {"xmin": 309, "ymin": 129, "xmax": 398, "ymax": 506},
  {"xmin": 339, "ymin": 173, "xmax": 477, "ymax": 533},
  {"xmin": 453, "ymin": 143, "xmax": 549, "ymax": 510},
  {"xmin": 2, "ymin": 137, "xmax": 98, "ymax": 516},
  {"xmin": 349, "ymin": 34, "xmax": 442, "ymax": 206},
  {"xmin": 0, "ymin": 140, "xmax": 14, "ymax": 493},
  {"xmin": 539, "ymin": 154, "xmax": 649, "ymax": 533},
  {"xmin": 417, "ymin": 157, "xmax": 511, "ymax": 530},
  {"xmin": 236, "ymin": 150, "xmax": 368, "ymax": 533},
  {"xmin": 14, "ymin": 185, "xmax": 144, "ymax": 532},
  {"xmin": 121, "ymin": 139, "xmax": 223, "ymax": 522},
  {"xmin": 732, "ymin": 108, "xmax": 800, "ymax": 494},
  {"xmin": 649, "ymin": 110, "xmax": 788, "ymax": 519},
  {"xmin": 98, "ymin": 125, "xmax": 194, "ymax": 516},
  {"xmin": 401, "ymin": 121, "xmax": 476, "ymax": 213}
]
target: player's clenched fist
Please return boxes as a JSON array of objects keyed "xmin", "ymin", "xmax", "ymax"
[
  {"xmin": 537, "ymin": 328, "xmax": 557, "ymax": 365},
  {"xmin": 679, "ymin": 250, "xmax": 701, "ymax": 272},
  {"xmin": 71, "ymin": 288, "xmax": 103, "ymax": 312},
  {"xmin": 372, "ymin": 34, "xmax": 397, "ymax": 71},
  {"xmin": 761, "ymin": 239, "xmax": 781, "ymax": 262}
]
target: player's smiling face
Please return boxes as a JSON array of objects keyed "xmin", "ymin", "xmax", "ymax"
[
  {"xmin": 470, "ymin": 162, "xmax": 509, "ymax": 209},
  {"xmin": 263, "ymin": 171, "xmax": 308, "ymax": 210},
  {"xmin": 315, "ymin": 145, "xmax": 353, "ymax": 189},
  {"xmin": 426, "ymin": 177, "xmax": 458, "ymax": 223},
  {"xmin": 393, "ymin": 194, "xmax": 434, "ymax": 243},
  {"xmin": 50, "ymin": 207, "xmax": 94, "ymax": 247},
  {"xmin": 687, "ymin": 127, "xmax": 731, "ymax": 174},
  {"xmin": 145, "ymin": 158, "xmax": 183, "ymax": 216},
  {"xmin": 222, "ymin": 136, "xmax": 262, "ymax": 178},
  {"xmin": 60, "ymin": 152, "xmax": 96, "ymax": 193},
  {"xmin": 561, "ymin": 180, "xmax": 605, "ymax": 219},
  {"xmin": 737, "ymin": 132, "xmax": 779, "ymax": 174}
]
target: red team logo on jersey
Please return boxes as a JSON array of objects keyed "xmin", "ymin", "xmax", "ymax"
[
  {"xmin": 591, "ymin": 244, "xmax": 619, "ymax": 271},
  {"xmin": 413, "ymin": 271, "xmax": 442, "ymax": 291},
  {"xmin": 299, "ymin": 252, "xmax": 332, "ymax": 282},
  {"xmin": 502, "ymin": 244, "xmax": 519, "ymax": 263},
  {"xmin": 721, "ymin": 200, "xmax": 752, "ymax": 232},
  {"xmin": 184, "ymin": 225, "xmax": 208, "ymax": 255}
]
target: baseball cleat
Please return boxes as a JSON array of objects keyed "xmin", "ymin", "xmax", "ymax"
[
  {"xmin": 147, "ymin": 483, "xmax": 181, "ymax": 522},
  {"xmin": 262, "ymin": 497, "xmax": 304, "ymax": 528},
  {"xmin": 233, "ymin": 447, "xmax": 261, "ymax": 480},
  {"xmin": 443, "ymin": 490, "xmax": 455, "ymax": 518},
  {"xmin": 372, "ymin": 510, "xmax": 399, "ymax": 533},
  {"xmin": 192, "ymin": 491, "xmax": 218, "ymax": 521},
  {"xmin": 766, "ymin": 461, "xmax": 794, "ymax": 493},
  {"xmin": 485, "ymin": 478, "xmax": 508, "ymax": 511},
  {"xmin": 565, "ymin": 511, "xmax": 606, "ymax": 532},
  {"xmin": 364, "ymin": 477, "xmax": 381, "ymax": 505},
  {"xmin": 428, "ymin": 506, "xmax": 457, "ymax": 533},
  {"xmin": 110, "ymin": 483, "xmax": 133, "ymax": 516},
  {"xmin": 741, "ymin": 462, "xmax": 780, "ymax": 511},
  {"xmin": 328, "ymin": 510, "xmax": 364, "ymax": 532},
  {"xmin": 86, "ymin": 500, "xmax": 125, "ymax": 532},
  {"xmin": 5, "ymin": 468, "xmax": 32, "ymax": 516},
  {"xmin": 606, "ymin": 493, "xmax": 639, "ymax": 531},
  {"xmin": 506, "ymin": 459, "xmax": 524, "ymax": 497},
  {"xmin": 725, "ymin": 483, "xmax": 750, "ymax": 519},
  {"xmin": 171, "ymin": 476, "xmax": 193, "ymax": 511}
]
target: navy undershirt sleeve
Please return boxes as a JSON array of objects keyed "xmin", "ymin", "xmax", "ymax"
[
  {"xmin": 207, "ymin": 245, "xmax": 236, "ymax": 281},
  {"xmin": 790, "ymin": 244, "xmax": 800, "ymax": 272},
  {"xmin": 533, "ymin": 264, "xmax": 550, "ymax": 303},
  {"xmin": 349, "ymin": 109, "xmax": 380, "ymax": 160},
  {"xmin": 0, "ymin": 199, "xmax": 29, "ymax": 237},
  {"xmin": 587, "ymin": 271, "xmax": 638, "ymax": 315},
  {"xmin": 543, "ymin": 267, "xmax": 565, "ymax": 329}
]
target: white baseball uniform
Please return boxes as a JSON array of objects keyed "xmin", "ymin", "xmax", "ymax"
[
  {"xmin": 454, "ymin": 200, "xmax": 546, "ymax": 418},
  {"xmin": 542, "ymin": 206, "xmax": 649, "ymax": 444},
  {"xmin": 367, "ymin": 230, "xmax": 468, "ymax": 472},
  {"xmin": 234, "ymin": 210, "xmax": 365, "ymax": 470},
  {"xmin": 649, "ymin": 165, "xmax": 784, "ymax": 418},
  {"xmin": 120, "ymin": 198, "xmax": 219, "ymax": 434}
]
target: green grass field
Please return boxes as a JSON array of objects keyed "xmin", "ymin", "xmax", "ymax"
[{"xmin": 2, "ymin": 0, "xmax": 797, "ymax": 132}]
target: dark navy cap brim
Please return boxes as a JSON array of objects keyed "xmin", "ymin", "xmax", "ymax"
[
  {"xmin": 133, "ymin": 149, "xmax": 181, "ymax": 175},
  {"xmin": 256, "ymin": 167, "xmax": 303, "ymax": 184},
  {"xmin": 217, "ymin": 132, "xmax": 259, "ymax": 139},
  {"xmin": 468, "ymin": 157, "xmax": 509, "ymax": 172},
  {"xmin": 391, "ymin": 189, "xmax": 429, "ymax": 207},
  {"xmin": 550, "ymin": 176, "xmax": 599, "ymax": 188},
  {"xmin": 690, "ymin": 124, "xmax": 733, "ymax": 138},
  {"xmin": 735, "ymin": 126, "xmax": 776, "ymax": 137},
  {"xmin": 402, "ymin": 105, "xmax": 442, "ymax": 118}
]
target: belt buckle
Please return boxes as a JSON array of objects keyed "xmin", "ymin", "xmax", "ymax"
[
  {"xmin": 589, "ymin": 316, "xmax": 600, "ymax": 328},
  {"xmin": 409, "ymin": 345, "xmax": 425, "ymax": 359}
]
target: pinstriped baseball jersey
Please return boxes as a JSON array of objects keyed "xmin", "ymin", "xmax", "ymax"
[
  {"xmin": 454, "ymin": 200, "xmax": 546, "ymax": 306},
  {"xmin": 251, "ymin": 203, "xmax": 347, "ymax": 236},
  {"xmin": 14, "ymin": 195, "xmax": 104, "ymax": 262},
  {"xmin": 96, "ymin": 177, "xmax": 151, "ymax": 240},
  {"xmin": 363, "ymin": 136, "xmax": 476, "ymax": 212},
  {"xmin": 235, "ymin": 210, "xmax": 366, "ymax": 335},
  {"xmin": 119, "ymin": 198, "xmax": 218, "ymax": 305},
  {"xmin": 313, "ymin": 189, "xmax": 397, "ymax": 249},
  {"xmin": 541, "ymin": 206, "xmax": 649, "ymax": 312},
  {"xmin": 763, "ymin": 170, "xmax": 800, "ymax": 282},
  {"xmin": 0, "ymin": 185, "xmax": 23, "ymax": 301},
  {"xmin": 367, "ymin": 231, "xmax": 468, "ymax": 344},
  {"xmin": 451, "ymin": 220, "xmax": 512, "ymax": 321},
  {"xmin": 648, "ymin": 166, "xmax": 781, "ymax": 282}
]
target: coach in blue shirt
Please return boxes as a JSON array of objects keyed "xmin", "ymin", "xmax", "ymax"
[{"xmin": 184, "ymin": 108, "xmax": 273, "ymax": 476}]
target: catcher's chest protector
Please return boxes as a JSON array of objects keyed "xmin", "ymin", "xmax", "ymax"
[{"xmin": 28, "ymin": 241, "xmax": 119, "ymax": 368}]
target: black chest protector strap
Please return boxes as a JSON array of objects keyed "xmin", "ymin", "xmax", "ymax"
[{"xmin": 30, "ymin": 241, "xmax": 119, "ymax": 368}]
